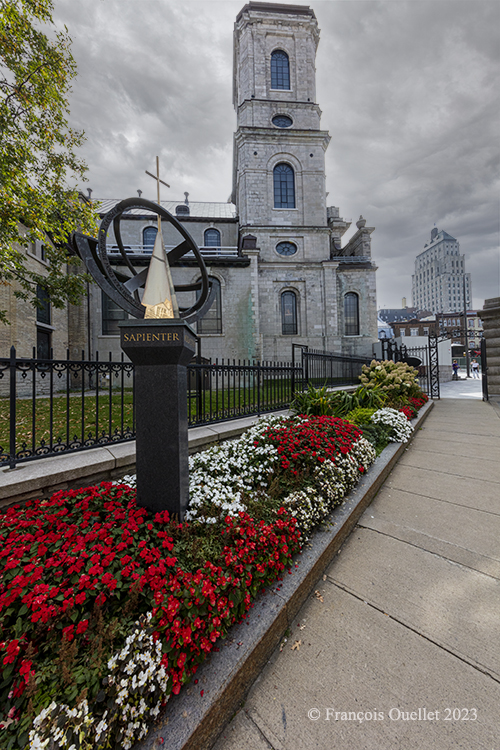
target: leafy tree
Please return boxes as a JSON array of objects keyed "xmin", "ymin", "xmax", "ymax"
[{"xmin": 0, "ymin": 0, "xmax": 97, "ymax": 324}]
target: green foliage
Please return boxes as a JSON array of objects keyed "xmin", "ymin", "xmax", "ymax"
[
  {"xmin": 357, "ymin": 422, "xmax": 391, "ymax": 454},
  {"xmin": 290, "ymin": 383, "xmax": 336, "ymax": 416},
  {"xmin": 0, "ymin": 0, "xmax": 98, "ymax": 324},
  {"xmin": 345, "ymin": 406, "xmax": 377, "ymax": 425},
  {"xmin": 291, "ymin": 384, "xmax": 386, "ymax": 419}
]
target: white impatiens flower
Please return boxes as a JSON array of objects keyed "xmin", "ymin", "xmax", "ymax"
[
  {"xmin": 105, "ymin": 613, "xmax": 170, "ymax": 747},
  {"xmin": 280, "ymin": 436, "xmax": 376, "ymax": 537},
  {"xmin": 186, "ymin": 415, "xmax": 281, "ymax": 522},
  {"xmin": 371, "ymin": 408, "xmax": 413, "ymax": 443},
  {"xmin": 29, "ymin": 699, "xmax": 93, "ymax": 750}
]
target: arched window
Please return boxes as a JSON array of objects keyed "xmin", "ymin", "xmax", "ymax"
[
  {"xmin": 143, "ymin": 226, "xmax": 157, "ymax": 252},
  {"xmin": 344, "ymin": 292, "xmax": 360, "ymax": 336},
  {"xmin": 197, "ymin": 277, "xmax": 222, "ymax": 334},
  {"xmin": 281, "ymin": 291, "xmax": 297, "ymax": 335},
  {"xmin": 271, "ymin": 50, "xmax": 290, "ymax": 90},
  {"xmin": 273, "ymin": 163, "xmax": 295, "ymax": 209},
  {"xmin": 204, "ymin": 228, "xmax": 221, "ymax": 247}
]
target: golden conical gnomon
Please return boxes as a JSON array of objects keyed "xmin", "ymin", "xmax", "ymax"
[{"xmin": 142, "ymin": 228, "xmax": 179, "ymax": 319}]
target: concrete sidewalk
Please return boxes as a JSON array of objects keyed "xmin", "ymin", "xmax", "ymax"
[
  {"xmin": 213, "ymin": 399, "xmax": 500, "ymax": 750},
  {"xmin": 439, "ymin": 375, "xmax": 484, "ymax": 399}
]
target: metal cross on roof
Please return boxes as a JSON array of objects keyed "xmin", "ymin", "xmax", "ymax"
[{"xmin": 145, "ymin": 156, "xmax": 170, "ymax": 230}]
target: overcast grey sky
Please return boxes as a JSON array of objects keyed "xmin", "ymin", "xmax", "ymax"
[{"xmin": 54, "ymin": 0, "xmax": 500, "ymax": 311}]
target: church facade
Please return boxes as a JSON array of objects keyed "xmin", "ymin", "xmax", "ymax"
[{"xmin": 91, "ymin": 2, "xmax": 378, "ymax": 363}]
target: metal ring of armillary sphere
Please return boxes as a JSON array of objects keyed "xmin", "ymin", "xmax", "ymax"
[{"xmin": 71, "ymin": 197, "xmax": 214, "ymax": 325}]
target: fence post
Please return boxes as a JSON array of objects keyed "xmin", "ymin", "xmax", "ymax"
[
  {"xmin": 196, "ymin": 337, "xmax": 203, "ymax": 418},
  {"xmin": 257, "ymin": 360, "xmax": 261, "ymax": 416},
  {"xmin": 9, "ymin": 346, "xmax": 16, "ymax": 469}
]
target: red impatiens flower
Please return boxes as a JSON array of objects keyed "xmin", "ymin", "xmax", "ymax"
[
  {"xmin": 1, "ymin": 478, "xmax": 302, "ymax": 749},
  {"xmin": 76, "ymin": 619, "xmax": 89, "ymax": 635}
]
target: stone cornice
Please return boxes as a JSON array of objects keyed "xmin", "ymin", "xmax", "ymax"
[{"xmin": 234, "ymin": 127, "xmax": 331, "ymax": 149}]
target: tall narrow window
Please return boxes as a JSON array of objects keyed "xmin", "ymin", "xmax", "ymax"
[
  {"xmin": 36, "ymin": 285, "xmax": 50, "ymax": 325},
  {"xmin": 273, "ymin": 163, "xmax": 295, "ymax": 208},
  {"xmin": 197, "ymin": 277, "xmax": 222, "ymax": 334},
  {"xmin": 143, "ymin": 226, "xmax": 157, "ymax": 252},
  {"xmin": 36, "ymin": 284, "xmax": 51, "ymax": 358},
  {"xmin": 271, "ymin": 50, "xmax": 290, "ymax": 90},
  {"xmin": 102, "ymin": 291, "xmax": 127, "ymax": 335},
  {"xmin": 281, "ymin": 291, "xmax": 297, "ymax": 335},
  {"xmin": 344, "ymin": 292, "xmax": 359, "ymax": 336},
  {"xmin": 204, "ymin": 228, "xmax": 221, "ymax": 247},
  {"xmin": 36, "ymin": 330, "xmax": 51, "ymax": 359}
]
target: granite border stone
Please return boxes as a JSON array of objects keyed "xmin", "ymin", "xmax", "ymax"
[{"xmin": 0, "ymin": 411, "xmax": 290, "ymax": 509}]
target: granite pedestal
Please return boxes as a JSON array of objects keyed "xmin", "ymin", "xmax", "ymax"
[{"xmin": 120, "ymin": 319, "xmax": 196, "ymax": 520}]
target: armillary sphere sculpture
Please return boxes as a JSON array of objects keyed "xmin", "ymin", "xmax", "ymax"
[
  {"xmin": 71, "ymin": 197, "xmax": 215, "ymax": 324},
  {"xmin": 71, "ymin": 196, "xmax": 215, "ymax": 520}
]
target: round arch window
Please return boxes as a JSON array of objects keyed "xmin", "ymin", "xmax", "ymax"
[
  {"xmin": 272, "ymin": 115, "xmax": 293, "ymax": 128},
  {"xmin": 276, "ymin": 241, "xmax": 297, "ymax": 256}
]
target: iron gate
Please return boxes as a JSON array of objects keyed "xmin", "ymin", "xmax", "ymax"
[{"xmin": 378, "ymin": 335, "xmax": 440, "ymax": 398}]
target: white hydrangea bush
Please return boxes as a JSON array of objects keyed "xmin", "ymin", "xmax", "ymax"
[
  {"xmin": 29, "ymin": 615, "xmax": 168, "ymax": 750},
  {"xmin": 371, "ymin": 407, "xmax": 414, "ymax": 443}
]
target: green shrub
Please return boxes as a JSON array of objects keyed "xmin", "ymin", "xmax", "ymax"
[
  {"xmin": 360, "ymin": 360, "xmax": 421, "ymax": 402},
  {"xmin": 345, "ymin": 407, "xmax": 377, "ymax": 425},
  {"xmin": 291, "ymin": 384, "xmax": 386, "ymax": 419},
  {"xmin": 290, "ymin": 383, "xmax": 337, "ymax": 416},
  {"xmin": 357, "ymin": 422, "xmax": 392, "ymax": 454}
]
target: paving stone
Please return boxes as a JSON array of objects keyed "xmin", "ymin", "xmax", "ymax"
[
  {"xmin": 327, "ymin": 529, "xmax": 500, "ymax": 680},
  {"xmin": 213, "ymin": 586, "xmax": 499, "ymax": 750}
]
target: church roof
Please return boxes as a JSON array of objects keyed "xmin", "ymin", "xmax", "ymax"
[
  {"xmin": 96, "ymin": 199, "xmax": 237, "ymax": 220},
  {"xmin": 237, "ymin": 2, "xmax": 315, "ymax": 21}
]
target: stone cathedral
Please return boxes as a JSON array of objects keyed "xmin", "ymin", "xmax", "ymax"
[{"xmin": 91, "ymin": 2, "xmax": 378, "ymax": 363}]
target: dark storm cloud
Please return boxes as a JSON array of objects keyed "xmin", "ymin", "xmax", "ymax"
[{"xmin": 54, "ymin": 0, "xmax": 499, "ymax": 309}]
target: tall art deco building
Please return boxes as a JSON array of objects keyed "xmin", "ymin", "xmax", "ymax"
[{"xmin": 412, "ymin": 228, "xmax": 471, "ymax": 314}]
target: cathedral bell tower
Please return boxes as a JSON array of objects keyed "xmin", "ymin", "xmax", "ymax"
[
  {"xmin": 232, "ymin": 2, "xmax": 330, "ymax": 230},
  {"xmin": 232, "ymin": 2, "xmax": 377, "ymax": 360}
]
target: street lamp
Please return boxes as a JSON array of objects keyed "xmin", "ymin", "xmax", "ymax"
[{"xmin": 462, "ymin": 276, "xmax": 470, "ymax": 378}]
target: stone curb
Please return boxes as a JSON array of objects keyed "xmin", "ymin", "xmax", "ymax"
[
  {"xmin": 134, "ymin": 400, "xmax": 435, "ymax": 750},
  {"xmin": 0, "ymin": 411, "xmax": 290, "ymax": 509}
]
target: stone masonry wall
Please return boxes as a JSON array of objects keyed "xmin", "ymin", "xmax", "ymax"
[{"xmin": 480, "ymin": 297, "xmax": 500, "ymax": 397}]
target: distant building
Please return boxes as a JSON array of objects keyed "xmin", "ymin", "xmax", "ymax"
[
  {"xmin": 437, "ymin": 310, "xmax": 483, "ymax": 350},
  {"xmin": 377, "ymin": 316, "xmax": 393, "ymax": 339},
  {"xmin": 391, "ymin": 317, "xmax": 438, "ymax": 339},
  {"xmin": 378, "ymin": 307, "xmax": 432, "ymax": 325},
  {"xmin": 0, "ymin": 239, "xmax": 87, "ymax": 361},
  {"xmin": 412, "ymin": 228, "xmax": 471, "ymax": 314}
]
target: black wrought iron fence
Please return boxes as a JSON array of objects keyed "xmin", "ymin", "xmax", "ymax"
[
  {"xmin": 1, "ymin": 346, "xmax": 368, "ymax": 467},
  {"xmin": 188, "ymin": 359, "xmax": 302, "ymax": 426},
  {"xmin": 299, "ymin": 347, "xmax": 372, "ymax": 387},
  {"xmin": 0, "ymin": 347, "xmax": 135, "ymax": 469},
  {"xmin": 377, "ymin": 335, "xmax": 439, "ymax": 398}
]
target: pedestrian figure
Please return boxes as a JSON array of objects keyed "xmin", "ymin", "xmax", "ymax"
[
  {"xmin": 452, "ymin": 360, "xmax": 459, "ymax": 380},
  {"xmin": 471, "ymin": 359, "xmax": 480, "ymax": 378}
]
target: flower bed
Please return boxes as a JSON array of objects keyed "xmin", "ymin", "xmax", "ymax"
[{"xmin": 0, "ymin": 411, "xmax": 396, "ymax": 749}]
